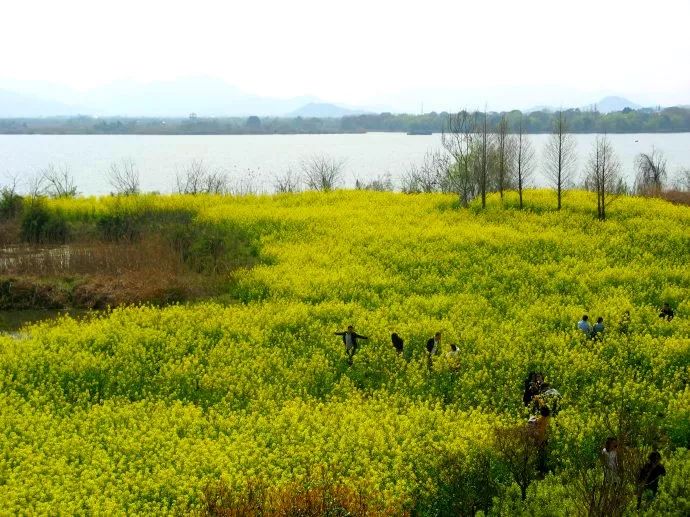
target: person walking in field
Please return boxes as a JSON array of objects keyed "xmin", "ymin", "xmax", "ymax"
[
  {"xmin": 426, "ymin": 332, "xmax": 441, "ymax": 356},
  {"xmin": 659, "ymin": 303, "xmax": 675, "ymax": 321},
  {"xmin": 578, "ymin": 314, "xmax": 592, "ymax": 335},
  {"xmin": 523, "ymin": 372, "xmax": 540, "ymax": 406},
  {"xmin": 391, "ymin": 333, "xmax": 404, "ymax": 354},
  {"xmin": 601, "ymin": 437, "xmax": 620, "ymax": 483},
  {"xmin": 529, "ymin": 406, "xmax": 551, "ymax": 477},
  {"xmin": 335, "ymin": 325, "xmax": 368, "ymax": 365},
  {"xmin": 637, "ymin": 451, "xmax": 666, "ymax": 508},
  {"xmin": 446, "ymin": 343, "xmax": 461, "ymax": 369}
]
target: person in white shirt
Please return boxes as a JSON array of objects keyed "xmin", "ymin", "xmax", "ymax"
[
  {"xmin": 578, "ymin": 315, "xmax": 592, "ymax": 335},
  {"xmin": 446, "ymin": 343, "xmax": 461, "ymax": 369},
  {"xmin": 601, "ymin": 437, "xmax": 620, "ymax": 482}
]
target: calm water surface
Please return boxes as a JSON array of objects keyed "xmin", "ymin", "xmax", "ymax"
[{"xmin": 1, "ymin": 133, "xmax": 689, "ymax": 195}]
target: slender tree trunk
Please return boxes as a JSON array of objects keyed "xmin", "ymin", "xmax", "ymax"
[
  {"xmin": 557, "ymin": 139, "xmax": 563, "ymax": 210},
  {"xmin": 481, "ymin": 111, "xmax": 488, "ymax": 208}
]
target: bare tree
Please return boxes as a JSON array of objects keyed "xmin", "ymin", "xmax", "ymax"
[
  {"xmin": 441, "ymin": 111, "xmax": 477, "ymax": 206},
  {"xmin": 205, "ymin": 169, "xmax": 231, "ymax": 195},
  {"xmin": 544, "ymin": 111, "xmax": 577, "ymax": 210},
  {"xmin": 176, "ymin": 159, "xmax": 207, "ymax": 194},
  {"xmin": 273, "ymin": 168, "xmax": 301, "ymax": 193},
  {"xmin": 41, "ymin": 164, "xmax": 78, "ymax": 198},
  {"xmin": 356, "ymin": 173, "xmax": 394, "ymax": 192},
  {"xmin": 514, "ymin": 114, "xmax": 535, "ymax": 209},
  {"xmin": 476, "ymin": 109, "xmax": 492, "ymax": 208},
  {"xmin": 404, "ymin": 152, "xmax": 449, "ymax": 193},
  {"xmin": 401, "ymin": 150, "xmax": 449, "ymax": 193},
  {"xmin": 300, "ymin": 154, "xmax": 344, "ymax": 191},
  {"xmin": 672, "ymin": 168, "xmax": 690, "ymax": 192},
  {"xmin": 175, "ymin": 159, "xmax": 229, "ymax": 195},
  {"xmin": 27, "ymin": 173, "xmax": 46, "ymax": 199},
  {"xmin": 108, "ymin": 158, "xmax": 140, "ymax": 195},
  {"xmin": 229, "ymin": 168, "xmax": 260, "ymax": 196},
  {"xmin": 494, "ymin": 424, "xmax": 540, "ymax": 501},
  {"xmin": 586, "ymin": 135, "xmax": 623, "ymax": 220},
  {"xmin": 634, "ymin": 148, "xmax": 667, "ymax": 196},
  {"xmin": 571, "ymin": 440, "xmax": 646, "ymax": 517},
  {"xmin": 494, "ymin": 114, "xmax": 514, "ymax": 201},
  {"xmin": 1, "ymin": 173, "xmax": 21, "ymax": 197}
]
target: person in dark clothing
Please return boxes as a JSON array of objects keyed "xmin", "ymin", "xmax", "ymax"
[
  {"xmin": 523, "ymin": 372, "xmax": 544, "ymax": 407},
  {"xmin": 659, "ymin": 303, "xmax": 675, "ymax": 321},
  {"xmin": 391, "ymin": 333, "xmax": 404, "ymax": 354},
  {"xmin": 335, "ymin": 325, "xmax": 368, "ymax": 364},
  {"xmin": 637, "ymin": 451, "xmax": 666, "ymax": 508},
  {"xmin": 523, "ymin": 372, "xmax": 538, "ymax": 406},
  {"xmin": 591, "ymin": 317, "xmax": 605, "ymax": 340},
  {"xmin": 426, "ymin": 332, "xmax": 441, "ymax": 355}
]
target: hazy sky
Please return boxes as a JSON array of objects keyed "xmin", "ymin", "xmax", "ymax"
[{"xmin": 2, "ymin": 0, "xmax": 689, "ymax": 111}]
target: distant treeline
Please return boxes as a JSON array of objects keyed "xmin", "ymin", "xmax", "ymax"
[{"xmin": 1, "ymin": 106, "xmax": 690, "ymax": 135}]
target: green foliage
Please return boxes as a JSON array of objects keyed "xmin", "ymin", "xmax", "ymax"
[
  {"xmin": 0, "ymin": 188, "xmax": 23, "ymax": 220},
  {"xmin": 19, "ymin": 199, "xmax": 70, "ymax": 243},
  {"xmin": 2, "ymin": 106, "xmax": 690, "ymax": 134}
]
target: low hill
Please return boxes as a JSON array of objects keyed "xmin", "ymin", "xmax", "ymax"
[
  {"xmin": 591, "ymin": 95, "xmax": 642, "ymax": 113},
  {"xmin": 0, "ymin": 89, "xmax": 80, "ymax": 117},
  {"xmin": 288, "ymin": 102, "xmax": 368, "ymax": 118}
]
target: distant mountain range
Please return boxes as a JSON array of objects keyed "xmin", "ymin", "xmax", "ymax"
[
  {"xmin": 0, "ymin": 77, "xmax": 360, "ymax": 118},
  {"xmin": 0, "ymin": 78, "xmax": 672, "ymax": 118},
  {"xmin": 0, "ymin": 89, "xmax": 78, "ymax": 117}
]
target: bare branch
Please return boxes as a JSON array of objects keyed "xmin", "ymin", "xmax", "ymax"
[
  {"xmin": 441, "ymin": 110, "xmax": 478, "ymax": 206},
  {"xmin": 41, "ymin": 164, "xmax": 78, "ymax": 198},
  {"xmin": 175, "ymin": 159, "xmax": 229, "ymax": 195},
  {"xmin": 108, "ymin": 158, "xmax": 140, "ymax": 195},
  {"xmin": 634, "ymin": 148, "xmax": 667, "ymax": 196},
  {"xmin": 515, "ymin": 114, "xmax": 535, "ymax": 209},
  {"xmin": 585, "ymin": 134, "xmax": 623, "ymax": 220},
  {"xmin": 300, "ymin": 154, "xmax": 344, "ymax": 192},
  {"xmin": 543, "ymin": 111, "xmax": 577, "ymax": 209},
  {"xmin": 401, "ymin": 150, "xmax": 449, "ymax": 194},
  {"xmin": 273, "ymin": 168, "xmax": 301, "ymax": 193}
]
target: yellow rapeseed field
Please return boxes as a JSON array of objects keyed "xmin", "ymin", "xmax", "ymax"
[{"xmin": 1, "ymin": 189, "xmax": 688, "ymax": 515}]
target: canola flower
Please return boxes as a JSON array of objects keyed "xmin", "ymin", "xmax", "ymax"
[{"xmin": 0, "ymin": 189, "xmax": 688, "ymax": 514}]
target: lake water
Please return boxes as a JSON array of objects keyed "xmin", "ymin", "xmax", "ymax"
[{"xmin": 1, "ymin": 133, "xmax": 689, "ymax": 195}]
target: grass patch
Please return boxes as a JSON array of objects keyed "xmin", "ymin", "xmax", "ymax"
[{"xmin": 0, "ymin": 196, "xmax": 260, "ymax": 310}]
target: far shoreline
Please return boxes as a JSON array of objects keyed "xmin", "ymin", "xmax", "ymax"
[{"xmin": 3, "ymin": 130, "xmax": 690, "ymax": 136}]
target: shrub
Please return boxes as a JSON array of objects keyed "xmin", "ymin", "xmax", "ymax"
[
  {"xmin": 19, "ymin": 200, "xmax": 69, "ymax": 244},
  {"xmin": 96, "ymin": 211, "xmax": 142, "ymax": 242},
  {"xmin": 202, "ymin": 475, "xmax": 399, "ymax": 516},
  {"xmin": 0, "ymin": 188, "xmax": 23, "ymax": 220}
]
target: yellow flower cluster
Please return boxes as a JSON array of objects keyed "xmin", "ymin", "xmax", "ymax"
[{"xmin": 1, "ymin": 189, "xmax": 688, "ymax": 514}]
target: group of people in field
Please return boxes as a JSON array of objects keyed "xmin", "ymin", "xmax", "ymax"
[
  {"xmin": 334, "ymin": 301, "xmax": 676, "ymax": 507},
  {"xmin": 335, "ymin": 327, "xmax": 459, "ymax": 366},
  {"xmin": 602, "ymin": 437, "xmax": 667, "ymax": 508},
  {"xmin": 578, "ymin": 303, "xmax": 675, "ymax": 339},
  {"xmin": 335, "ymin": 303, "xmax": 676, "ymax": 363}
]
